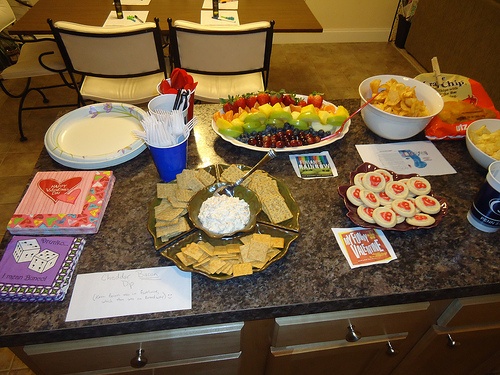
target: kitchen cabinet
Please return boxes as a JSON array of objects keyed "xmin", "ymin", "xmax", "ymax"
[
  {"xmin": 13, "ymin": 322, "xmax": 244, "ymax": 375},
  {"xmin": 393, "ymin": 294, "xmax": 500, "ymax": 375},
  {"xmin": 265, "ymin": 301, "xmax": 448, "ymax": 375}
]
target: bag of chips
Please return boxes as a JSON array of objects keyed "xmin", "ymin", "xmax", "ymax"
[{"xmin": 414, "ymin": 73, "xmax": 499, "ymax": 140}]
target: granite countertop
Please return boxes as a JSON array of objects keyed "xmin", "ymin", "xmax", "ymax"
[{"xmin": 1, "ymin": 100, "xmax": 499, "ymax": 347}]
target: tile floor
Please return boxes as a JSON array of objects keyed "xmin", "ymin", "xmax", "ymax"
[{"xmin": 0, "ymin": 3, "xmax": 424, "ymax": 373}]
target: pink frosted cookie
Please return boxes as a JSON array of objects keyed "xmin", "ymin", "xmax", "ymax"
[
  {"xmin": 362, "ymin": 171, "xmax": 386, "ymax": 192},
  {"xmin": 353, "ymin": 173, "xmax": 365, "ymax": 188},
  {"xmin": 372, "ymin": 207, "xmax": 397, "ymax": 228},
  {"xmin": 385, "ymin": 180, "xmax": 409, "ymax": 200},
  {"xmin": 346, "ymin": 185, "xmax": 363, "ymax": 206},
  {"xmin": 414, "ymin": 195, "xmax": 441, "ymax": 214},
  {"xmin": 391, "ymin": 198, "xmax": 416, "ymax": 217},
  {"xmin": 406, "ymin": 213, "xmax": 436, "ymax": 227},
  {"xmin": 376, "ymin": 190, "xmax": 393, "ymax": 206},
  {"xmin": 360, "ymin": 189, "xmax": 380, "ymax": 208},
  {"xmin": 357, "ymin": 205, "xmax": 376, "ymax": 223},
  {"xmin": 407, "ymin": 177, "xmax": 431, "ymax": 195},
  {"xmin": 375, "ymin": 169, "xmax": 394, "ymax": 184}
]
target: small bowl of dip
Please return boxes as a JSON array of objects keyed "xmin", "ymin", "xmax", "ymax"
[{"xmin": 188, "ymin": 183, "xmax": 262, "ymax": 238}]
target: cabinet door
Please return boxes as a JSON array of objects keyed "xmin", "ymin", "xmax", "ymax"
[
  {"xmin": 266, "ymin": 302, "xmax": 440, "ymax": 375},
  {"xmin": 392, "ymin": 325, "xmax": 500, "ymax": 375},
  {"xmin": 20, "ymin": 322, "xmax": 243, "ymax": 375},
  {"xmin": 266, "ymin": 333, "xmax": 407, "ymax": 375}
]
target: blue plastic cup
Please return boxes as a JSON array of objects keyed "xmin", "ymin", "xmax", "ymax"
[{"xmin": 149, "ymin": 137, "xmax": 188, "ymax": 182}]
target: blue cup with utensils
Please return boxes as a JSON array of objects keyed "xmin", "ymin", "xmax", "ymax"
[{"xmin": 149, "ymin": 136, "xmax": 188, "ymax": 182}]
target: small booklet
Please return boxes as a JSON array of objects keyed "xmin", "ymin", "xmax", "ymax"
[
  {"xmin": 0, "ymin": 236, "xmax": 86, "ymax": 302},
  {"xmin": 332, "ymin": 227, "xmax": 397, "ymax": 268},
  {"xmin": 7, "ymin": 171, "xmax": 115, "ymax": 235}
]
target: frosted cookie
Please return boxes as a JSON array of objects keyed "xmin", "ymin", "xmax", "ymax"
[
  {"xmin": 376, "ymin": 191, "xmax": 393, "ymax": 206},
  {"xmin": 346, "ymin": 185, "xmax": 363, "ymax": 206},
  {"xmin": 414, "ymin": 195, "xmax": 441, "ymax": 214},
  {"xmin": 391, "ymin": 198, "xmax": 416, "ymax": 217},
  {"xmin": 360, "ymin": 189, "xmax": 380, "ymax": 208},
  {"xmin": 407, "ymin": 197, "xmax": 420, "ymax": 212},
  {"xmin": 357, "ymin": 205, "xmax": 376, "ymax": 223},
  {"xmin": 353, "ymin": 173, "xmax": 365, "ymax": 188},
  {"xmin": 385, "ymin": 181, "xmax": 409, "ymax": 200},
  {"xmin": 395, "ymin": 212, "xmax": 406, "ymax": 224},
  {"xmin": 407, "ymin": 177, "xmax": 431, "ymax": 195},
  {"xmin": 372, "ymin": 207, "xmax": 397, "ymax": 228},
  {"xmin": 406, "ymin": 213, "xmax": 436, "ymax": 227},
  {"xmin": 375, "ymin": 169, "xmax": 393, "ymax": 184},
  {"xmin": 362, "ymin": 171, "xmax": 386, "ymax": 192}
]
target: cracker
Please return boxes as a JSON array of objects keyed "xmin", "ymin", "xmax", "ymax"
[
  {"xmin": 175, "ymin": 188, "xmax": 196, "ymax": 202},
  {"xmin": 262, "ymin": 198, "xmax": 293, "ymax": 224},
  {"xmin": 176, "ymin": 169, "xmax": 205, "ymax": 192},
  {"xmin": 155, "ymin": 217, "xmax": 179, "ymax": 227},
  {"xmin": 156, "ymin": 217, "xmax": 190, "ymax": 238},
  {"xmin": 248, "ymin": 241, "xmax": 268, "ymax": 262},
  {"xmin": 155, "ymin": 206, "xmax": 185, "ymax": 222},
  {"xmin": 182, "ymin": 242, "xmax": 205, "ymax": 261},
  {"xmin": 167, "ymin": 194, "xmax": 188, "ymax": 209},
  {"xmin": 195, "ymin": 169, "xmax": 216, "ymax": 187},
  {"xmin": 270, "ymin": 237, "xmax": 285, "ymax": 248},
  {"xmin": 232, "ymin": 262, "xmax": 253, "ymax": 276},
  {"xmin": 204, "ymin": 257, "xmax": 227, "ymax": 274},
  {"xmin": 197, "ymin": 241, "xmax": 215, "ymax": 256},
  {"xmin": 176, "ymin": 251, "xmax": 196, "ymax": 267},
  {"xmin": 221, "ymin": 164, "xmax": 245, "ymax": 183},
  {"xmin": 157, "ymin": 183, "xmax": 178, "ymax": 199}
]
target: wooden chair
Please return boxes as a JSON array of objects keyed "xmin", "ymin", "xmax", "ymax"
[
  {"xmin": 167, "ymin": 18, "xmax": 274, "ymax": 103},
  {"xmin": 48, "ymin": 18, "xmax": 168, "ymax": 107}
]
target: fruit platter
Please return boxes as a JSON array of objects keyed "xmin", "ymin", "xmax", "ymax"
[
  {"xmin": 147, "ymin": 164, "xmax": 300, "ymax": 280},
  {"xmin": 212, "ymin": 91, "xmax": 351, "ymax": 152},
  {"xmin": 338, "ymin": 163, "xmax": 448, "ymax": 231}
]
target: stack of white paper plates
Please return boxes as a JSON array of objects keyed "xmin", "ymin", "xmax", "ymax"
[{"xmin": 45, "ymin": 103, "xmax": 147, "ymax": 169}]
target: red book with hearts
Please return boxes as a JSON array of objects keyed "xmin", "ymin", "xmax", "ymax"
[{"xmin": 7, "ymin": 171, "xmax": 115, "ymax": 235}]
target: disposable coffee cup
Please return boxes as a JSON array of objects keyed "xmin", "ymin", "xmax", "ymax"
[
  {"xmin": 467, "ymin": 160, "xmax": 500, "ymax": 232},
  {"xmin": 148, "ymin": 94, "xmax": 189, "ymax": 122},
  {"xmin": 149, "ymin": 137, "xmax": 188, "ymax": 182}
]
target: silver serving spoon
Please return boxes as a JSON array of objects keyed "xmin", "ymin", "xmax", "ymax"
[{"xmin": 214, "ymin": 149, "xmax": 277, "ymax": 197}]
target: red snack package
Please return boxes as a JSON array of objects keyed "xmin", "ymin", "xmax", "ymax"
[{"xmin": 414, "ymin": 73, "xmax": 500, "ymax": 140}]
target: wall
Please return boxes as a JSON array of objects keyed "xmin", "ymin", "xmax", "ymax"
[{"xmin": 274, "ymin": 0, "xmax": 400, "ymax": 44}]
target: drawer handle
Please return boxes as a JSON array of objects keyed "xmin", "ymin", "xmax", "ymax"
[
  {"xmin": 130, "ymin": 348, "xmax": 148, "ymax": 368},
  {"xmin": 386, "ymin": 341, "xmax": 399, "ymax": 356},
  {"xmin": 447, "ymin": 334, "xmax": 460, "ymax": 348},
  {"xmin": 345, "ymin": 323, "xmax": 361, "ymax": 342}
]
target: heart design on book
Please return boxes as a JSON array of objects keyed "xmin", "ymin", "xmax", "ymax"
[{"xmin": 38, "ymin": 177, "xmax": 82, "ymax": 204}]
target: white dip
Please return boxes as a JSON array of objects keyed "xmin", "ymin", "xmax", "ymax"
[{"xmin": 198, "ymin": 195, "xmax": 251, "ymax": 235}]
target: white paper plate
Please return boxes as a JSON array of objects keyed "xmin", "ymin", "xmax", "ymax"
[
  {"xmin": 211, "ymin": 97, "xmax": 351, "ymax": 153},
  {"xmin": 45, "ymin": 103, "xmax": 147, "ymax": 169}
]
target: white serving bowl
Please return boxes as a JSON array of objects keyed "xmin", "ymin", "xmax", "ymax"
[
  {"xmin": 466, "ymin": 119, "xmax": 500, "ymax": 169},
  {"xmin": 358, "ymin": 74, "xmax": 444, "ymax": 140}
]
